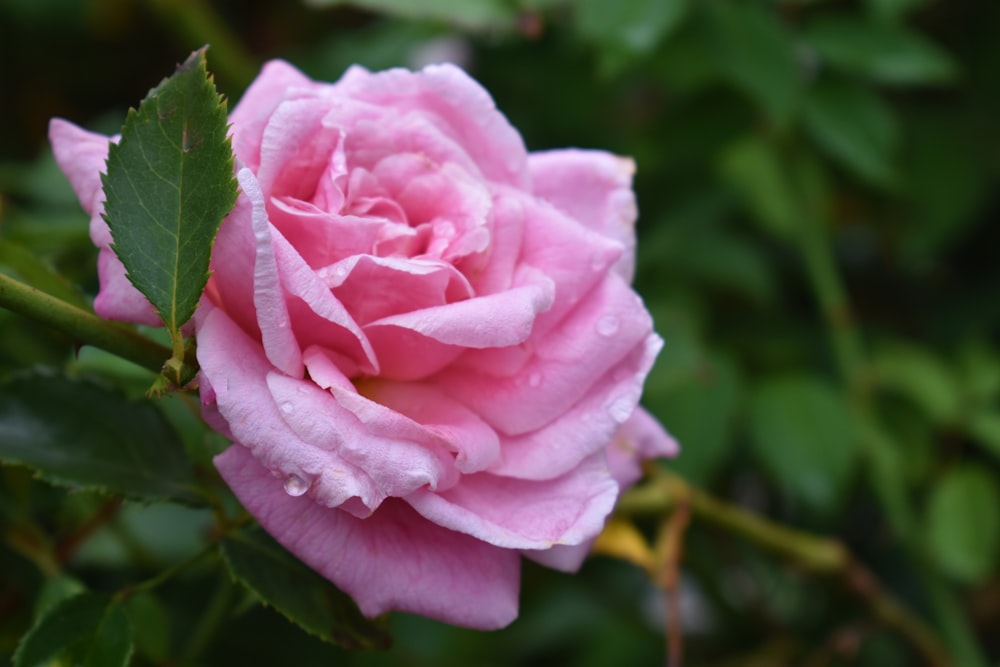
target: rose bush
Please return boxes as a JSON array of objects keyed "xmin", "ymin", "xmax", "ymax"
[{"xmin": 50, "ymin": 60, "xmax": 676, "ymax": 629}]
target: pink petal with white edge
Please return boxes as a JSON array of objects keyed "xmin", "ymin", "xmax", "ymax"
[
  {"xmin": 241, "ymin": 168, "xmax": 303, "ymax": 377},
  {"xmin": 205, "ymin": 193, "xmax": 259, "ymax": 339},
  {"xmin": 608, "ymin": 406, "xmax": 680, "ymax": 489},
  {"xmin": 48, "ymin": 119, "xmax": 111, "ymax": 217},
  {"xmin": 358, "ymin": 380, "xmax": 501, "ymax": 474},
  {"xmin": 438, "ymin": 274, "xmax": 652, "ymax": 435},
  {"xmin": 255, "ymin": 97, "xmax": 342, "ymax": 200},
  {"xmin": 515, "ymin": 193, "xmax": 625, "ymax": 336},
  {"xmin": 529, "ymin": 149, "xmax": 639, "ymax": 282},
  {"xmin": 229, "ymin": 60, "xmax": 315, "ymax": 172},
  {"xmin": 266, "ymin": 372, "xmax": 460, "ymax": 498},
  {"xmin": 524, "ymin": 406, "xmax": 679, "ymax": 573},
  {"xmin": 93, "ymin": 247, "xmax": 161, "ymax": 325},
  {"xmin": 365, "ymin": 279, "xmax": 553, "ymax": 349},
  {"xmin": 215, "ymin": 444, "xmax": 521, "ymax": 629},
  {"xmin": 197, "ymin": 306, "xmax": 385, "ymax": 512},
  {"xmin": 405, "ymin": 451, "xmax": 618, "ymax": 550},
  {"xmin": 489, "ymin": 332, "xmax": 663, "ymax": 481},
  {"xmin": 336, "ymin": 63, "xmax": 529, "ymax": 189}
]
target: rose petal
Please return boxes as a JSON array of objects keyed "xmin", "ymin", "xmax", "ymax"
[
  {"xmin": 328, "ymin": 254, "xmax": 473, "ymax": 326},
  {"xmin": 215, "ymin": 445, "xmax": 521, "ymax": 629},
  {"xmin": 366, "ymin": 279, "xmax": 553, "ymax": 350},
  {"xmin": 256, "ymin": 97, "xmax": 343, "ymax": 201},
  {"xmin": 335, "ymin": 63, "xmax": 529, "ymax": 188},
  {"xmin": 48, "ymin": 119, "xmax": 111, "ymax": 216},
  {"xmin": 198, "ymin": 306, "xmax": 385, "ymax": 512},
  {"xmin": 489, "ymin": 332, "xmax": 664, "ymax": 481},
  {"xmin": 608, "ymin": 406, "xmax": 680, "ymax": 489},
  {"xmin": 230, "ymin": 60, "xmax": 315, "ymax": 172},
  {"xmin": 522, "ymin": 406, "xmax": 679, "ymax": 573},
  {"xmin": 438, "ymin": 274, "xmax": 652, "ymax": 435},
  {"xmin": 360, "ymin": 380, "xmax": 501, "ymax": 474},
  {"xmin": 92, "ymin": 247, "xmax": 161, "ymax": 325},
  {"xmin": 266, "ymin": 371, "xmax": 460, "ymax": 498},
  {"xmin": 529, "ymin": 149, "xmax": 638, "ymax": 282},
  {"xmin": 405, "ymin": 451, "xmax": 618, "ymax": 550}
]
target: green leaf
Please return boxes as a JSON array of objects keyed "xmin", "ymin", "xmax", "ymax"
[
  {"xmin": 705, "ymin": 1, "xmax": 801, "ymax": 126},
  {"xmin": 803, "ymin": 78, "xmax": 899, "ymax": 187},
  {"xmin": 0, "ymin": 371, "xmax": 202, "ymax": 503},
  {"xmin": 575, "ymin": 0, "xmax": 689, "ymax": 74},
  {"xmin": 805, "ymin": 16, "xmax": 958, "ymax": 85},
  {"xmin": 872, "ymin": 339, "xmax": 961, "ymax": 426},
  {"xmin": 649, "ymin": 353, "xmax": 740, "ymax": 485},
  {"xmin": 125, "ymin": 593, "xmax": 171, "ymax": 663},
  {"xmin": 718, "ymin": 136, "xmax": 797, "ymax": 238},
  {"xmin": 865, "ymin": 0, "xmax": 929, "ymax": 22},
  {"xmin": 14, "ymin": 592, "xmax": 133, "ymax": 667},
  {"xmin": 926, "ymin": 465, "xmax": 1000, "ymax": 583},
  {"xmin": 748, "ymin": 375, "xmax": 859, "ymax": 513},
  {"xmin": 101, "ymin": 48, "xmax": 237, "ymax": 340},
  {"xmin": 301, "ymin": 0, "xmax": 514, "ymax": 31},
  {"xmin": 967, "ymin": 411, "xmax": 1000, "ymax": 463},
  {"xmin": 219, "ymin": 526, "xmax": 391, "ymax": 649}
]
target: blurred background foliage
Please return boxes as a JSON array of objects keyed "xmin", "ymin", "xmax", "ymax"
[{"xmin": 1, "ymin": 0, "xmax": 999, "ymax": 665}]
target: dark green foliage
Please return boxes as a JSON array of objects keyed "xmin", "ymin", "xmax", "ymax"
[
  {"xmin": 219, "ymin": 527, "xmax": 392, "ymax": 650},
  {"xmin": 1, "ymin": 0, "xmax": 999, "ymax": 665},
  {"xmin": 0, "ymin": 372, "xmax": 202, "ymax": 504}
]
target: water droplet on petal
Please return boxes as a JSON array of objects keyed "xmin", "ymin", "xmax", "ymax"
[
  {"xmin": 590, "ymin": 252, "xmax": 608, "ymax": 272},
  {"xmin": 528, "ymin": 371, "xmax": 542, "ymax": 387},
  {"xmin": 607, "ymin": 394, "xmax": 634, "ymax": 424},
  {"xmin": 597, "ymin": 314, "xmax": 620, "ymax": 337},
  {"xmin": 280, "ymin": 401, "xmax": 293, "ymax": 414},
  {"xmin": 283, "ymin": 474, "xmax": 310, "ymax": 497}
]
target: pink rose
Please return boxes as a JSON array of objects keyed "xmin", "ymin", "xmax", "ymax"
[{"xmin": 50, "ymin": 60, "xmax": 677, "ymax": 629}]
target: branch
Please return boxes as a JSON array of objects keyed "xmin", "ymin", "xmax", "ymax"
[
  {"xmin": 0, "ymin": 272, "xmax": 171, "ymax": 374},
  {"xmin": 618, "ymin": 467, "xmax": 953, "ymax": 667}
]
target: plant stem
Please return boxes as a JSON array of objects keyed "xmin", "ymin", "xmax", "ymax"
[
  {"xmin": 620, "ymin": 469, "xmax": 953, "ymax": 667},
  {"xmin": 783, "ymin": 153, "xmax": 986, "ymax": 667},
  {"xmin": 0, "ymin": 272, "xmax": 170, "ymax": 374}
]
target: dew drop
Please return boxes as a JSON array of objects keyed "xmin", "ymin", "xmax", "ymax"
[
  {"xmin": 596, "ymin": 314, "xmax": 620, "ymax": 337},
  {"xmin": 607, "ymin": 394, "xmax": 634, "ymax": 424},
  {"xmin": 280, "ymin": 401, "xmax": 293, "ymax": 414},
  {"xmin": 590, "ymin": 252, "xmax": 608, "ymax": 272},
  {"xmin": 283, "ymin": 474, "xmax": 310, "ymax": 497},
  {"xmin": 528, "ymin": 371, "xmax": 542, "ymax": 388}
]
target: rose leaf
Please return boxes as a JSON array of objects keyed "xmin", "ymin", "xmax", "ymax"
[{"xmin": 219, "ymin": 526, "xmax": 392, "ymax": 650}]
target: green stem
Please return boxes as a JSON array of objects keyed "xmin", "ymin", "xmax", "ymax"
[
  {"xmin": 0, "ymin": 272, "xmax": 170, "ymax": 374},
  {"xmin": 620, "ymin": 470, "xmax": 952, "ymax": 667},
  {"xmin": 783, "ymin": 151, "xmax": 985, "ymax": 667}
]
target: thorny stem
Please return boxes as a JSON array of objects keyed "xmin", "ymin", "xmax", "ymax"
[
  {"xmin": 619, "ymin": 468, "xmax": 952, "ymax": 667},
  {"xmin": 0, "ymin": 272, "xmax": 169, "ymax": 372}
]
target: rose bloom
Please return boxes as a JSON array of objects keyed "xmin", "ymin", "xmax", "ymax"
[{"xmin": 51, "ymin": 60, "xmax": 677, "ymax": 629}]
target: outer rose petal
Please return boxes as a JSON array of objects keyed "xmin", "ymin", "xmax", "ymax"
[
  {"xmin": 405, "ymin": 451, "xmax": 618, "ymax": 550},
  {"xmin": 215, "ymin": 444, "xmax": 521, "ymax": 629},
  {"xmin": 49, "ymin": 119, "xmax": 160, "ymax": 326},
  {"xmin": 229, "ymin": 60, "xmax": 315, "ymax": 173},
  {"xmin": 48, "ymin": 119, "xmax": 110, "ymax": 215},
  {"xmin": 529, "ymin": 149, "xmax": 639, "ymax": 282},
  {"xmin": 94, "ymin": 248, "xmax": 160, "ymax": 325},
  {"xmin": 522, "ymin": 407, "xmax": 679, "ymax": 573}
]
